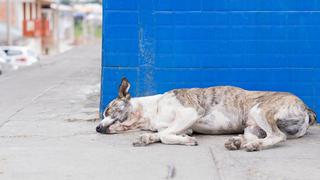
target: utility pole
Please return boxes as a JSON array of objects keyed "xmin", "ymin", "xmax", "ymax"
[
  {"xmin": 6, "ymin": 0, "xmax": 12, "ymax": 46},
  {"xmin": 56, "ymin": 0, "xmax": 60, "ymax": 53}
]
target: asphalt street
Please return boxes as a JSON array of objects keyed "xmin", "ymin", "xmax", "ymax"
[{"xmin": 0, "ymin": 45, "xmax": 319, "ymax": 180}]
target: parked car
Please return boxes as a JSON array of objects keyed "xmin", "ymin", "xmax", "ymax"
[
  {"xmin": 0, "ymin": 49, "xmax": 9, "ymax": 74},
  {"xmin": 0, "ymin": 63, "xmax": 2, "ymax": 75},
  {"xmin": 0, "ymin": 49, "xmax": 8, "ymax": 62},
  {"xmin": 0, "ymin": 46, "xmax": 39, "ymax": 69}
]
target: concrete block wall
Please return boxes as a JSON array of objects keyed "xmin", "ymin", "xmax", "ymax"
[{"xmin": 101, "ymin": 0, "xmax": 320, "ymax": 122}]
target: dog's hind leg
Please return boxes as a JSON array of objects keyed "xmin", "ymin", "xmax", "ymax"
[
  {"xmin": 225, "ymin": 124, "xmax": 285, "ymax": 152},
  {"xmin": 225, "ymin": 125, "xmax": 264, "ymax": 150},
  {"xmin": 243, "ymin": 107, "xmax": 287, "ymax": 151},
  {"xmin": 243, "ymin": 127, "xmax": 286, "ymax": 152}
]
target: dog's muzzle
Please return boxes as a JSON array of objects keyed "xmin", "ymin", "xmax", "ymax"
[{"xmin": 96, "ymin": 124, "xmax": 108, "ymax": 134}]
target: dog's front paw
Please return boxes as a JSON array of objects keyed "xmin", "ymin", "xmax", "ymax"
[
  {"xmin": 244, "ymin": 141, "xmax": 262, "ymax": 152},
  {"xmin": 225, "ymin": 137, "xmax": 242, "ymax": 150},
  {"xmin": 132, "ymin": 134, "xmax": 150, "ymax": 147},
  {"xmin": 185, "ymin": 136, "xmax": 198, "ymax": 146},
  {"xmin": 132, "ymin": 141, "xmax": 147, "ymax": 147},
  {"xmin": 132, "ymin": 138, "xmax": 147, "ymax": 147}
]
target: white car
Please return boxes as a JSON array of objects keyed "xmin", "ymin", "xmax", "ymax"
[
  {"xmin": 0, "ymin": 46, "xmax": 39, "ymax": 69},
  {"xmin": 0, "ymin": 49, "xmax": 9, "ymax": 74},
  {"xmin": 0, "ymin": 49, "xmax": 8, "ymax": 62}
]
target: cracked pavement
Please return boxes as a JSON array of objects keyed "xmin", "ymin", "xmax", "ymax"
[{"xmin": 0, "ymin": 45, "xmax": 319, "ymax": 180}]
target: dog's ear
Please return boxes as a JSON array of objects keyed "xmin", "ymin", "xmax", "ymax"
[{"xmin": 118, "ymin": 77, "xmax": 131, "ymax": 99}]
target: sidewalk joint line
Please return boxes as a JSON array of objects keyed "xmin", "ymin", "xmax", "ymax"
[
  {"xmin": 209, "ymin": 147, "xmax": 224, "ymax": 180},
  {"xmin": 0, "ymin": 82, "xmax": 64, "ymax": 129}
]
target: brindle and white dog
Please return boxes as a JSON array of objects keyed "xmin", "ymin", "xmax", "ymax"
[{"xmin": 96, "ymin": 78, "xmax": 316, "ymax": 151}]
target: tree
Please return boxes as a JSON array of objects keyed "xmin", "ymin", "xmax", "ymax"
[{"xmin": 61, "ymin": 0, "xmax": 71, "ymax": 5}]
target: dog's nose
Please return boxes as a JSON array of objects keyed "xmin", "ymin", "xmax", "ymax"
[
  {"xmin": 96, "ymin": 125, "xmax": 101, "ymax": 132},
  {"xmin": 96, "ymin": 124, "xmax": 107, "ymax": 134}
]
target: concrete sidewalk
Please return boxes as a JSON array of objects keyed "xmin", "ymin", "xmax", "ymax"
[{"xmin": 0, "ymin": 45, "xmax": 319, "ymax": 180}]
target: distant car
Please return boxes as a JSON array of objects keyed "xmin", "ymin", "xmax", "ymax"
[
  {"xmin": 0, "ymin": 46, "xmax": 39, "ymax": 69},
  {"xmin": 0, "ymin": 49, "xmax": 9, "ymax": 74},
  {"xmin": 0, "ymin": 49, "xmax": 8, "ymax": 63}
]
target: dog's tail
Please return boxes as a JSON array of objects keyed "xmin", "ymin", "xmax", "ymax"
[{"xmin": 307, "ymin": 108, "xmax": 317, "ymax": 126}]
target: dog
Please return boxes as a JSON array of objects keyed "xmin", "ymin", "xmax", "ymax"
[{"xmin": 96, "ymin": 78, "xmax": 316, "ymax": 151}]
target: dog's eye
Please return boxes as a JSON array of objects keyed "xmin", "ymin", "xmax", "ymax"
[{"xmin": 104, "ymin": 108, "xmax": 113, "ymax": 117}]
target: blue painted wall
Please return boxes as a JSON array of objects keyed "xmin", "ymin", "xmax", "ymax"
[{"xmin": 101, "ymin": 0, "xmax": 320, "ymax": 122}]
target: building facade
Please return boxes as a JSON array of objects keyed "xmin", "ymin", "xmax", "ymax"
[
  {"xmin": 100, "ymin": 0, "xmax": 320, "ymax": 122},
  {"xmin": 0, "ymin": 0, "xmax": 74, "ymax": 54}
]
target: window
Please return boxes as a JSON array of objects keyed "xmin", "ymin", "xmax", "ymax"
[{"xmin": 5, "ymin": 50, "xmax": 23, "ymax": 56}]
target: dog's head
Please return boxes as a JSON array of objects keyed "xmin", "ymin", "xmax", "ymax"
[{"xmin": 96, "ymin": 78, "xmax": 138, "ymax": 134}]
